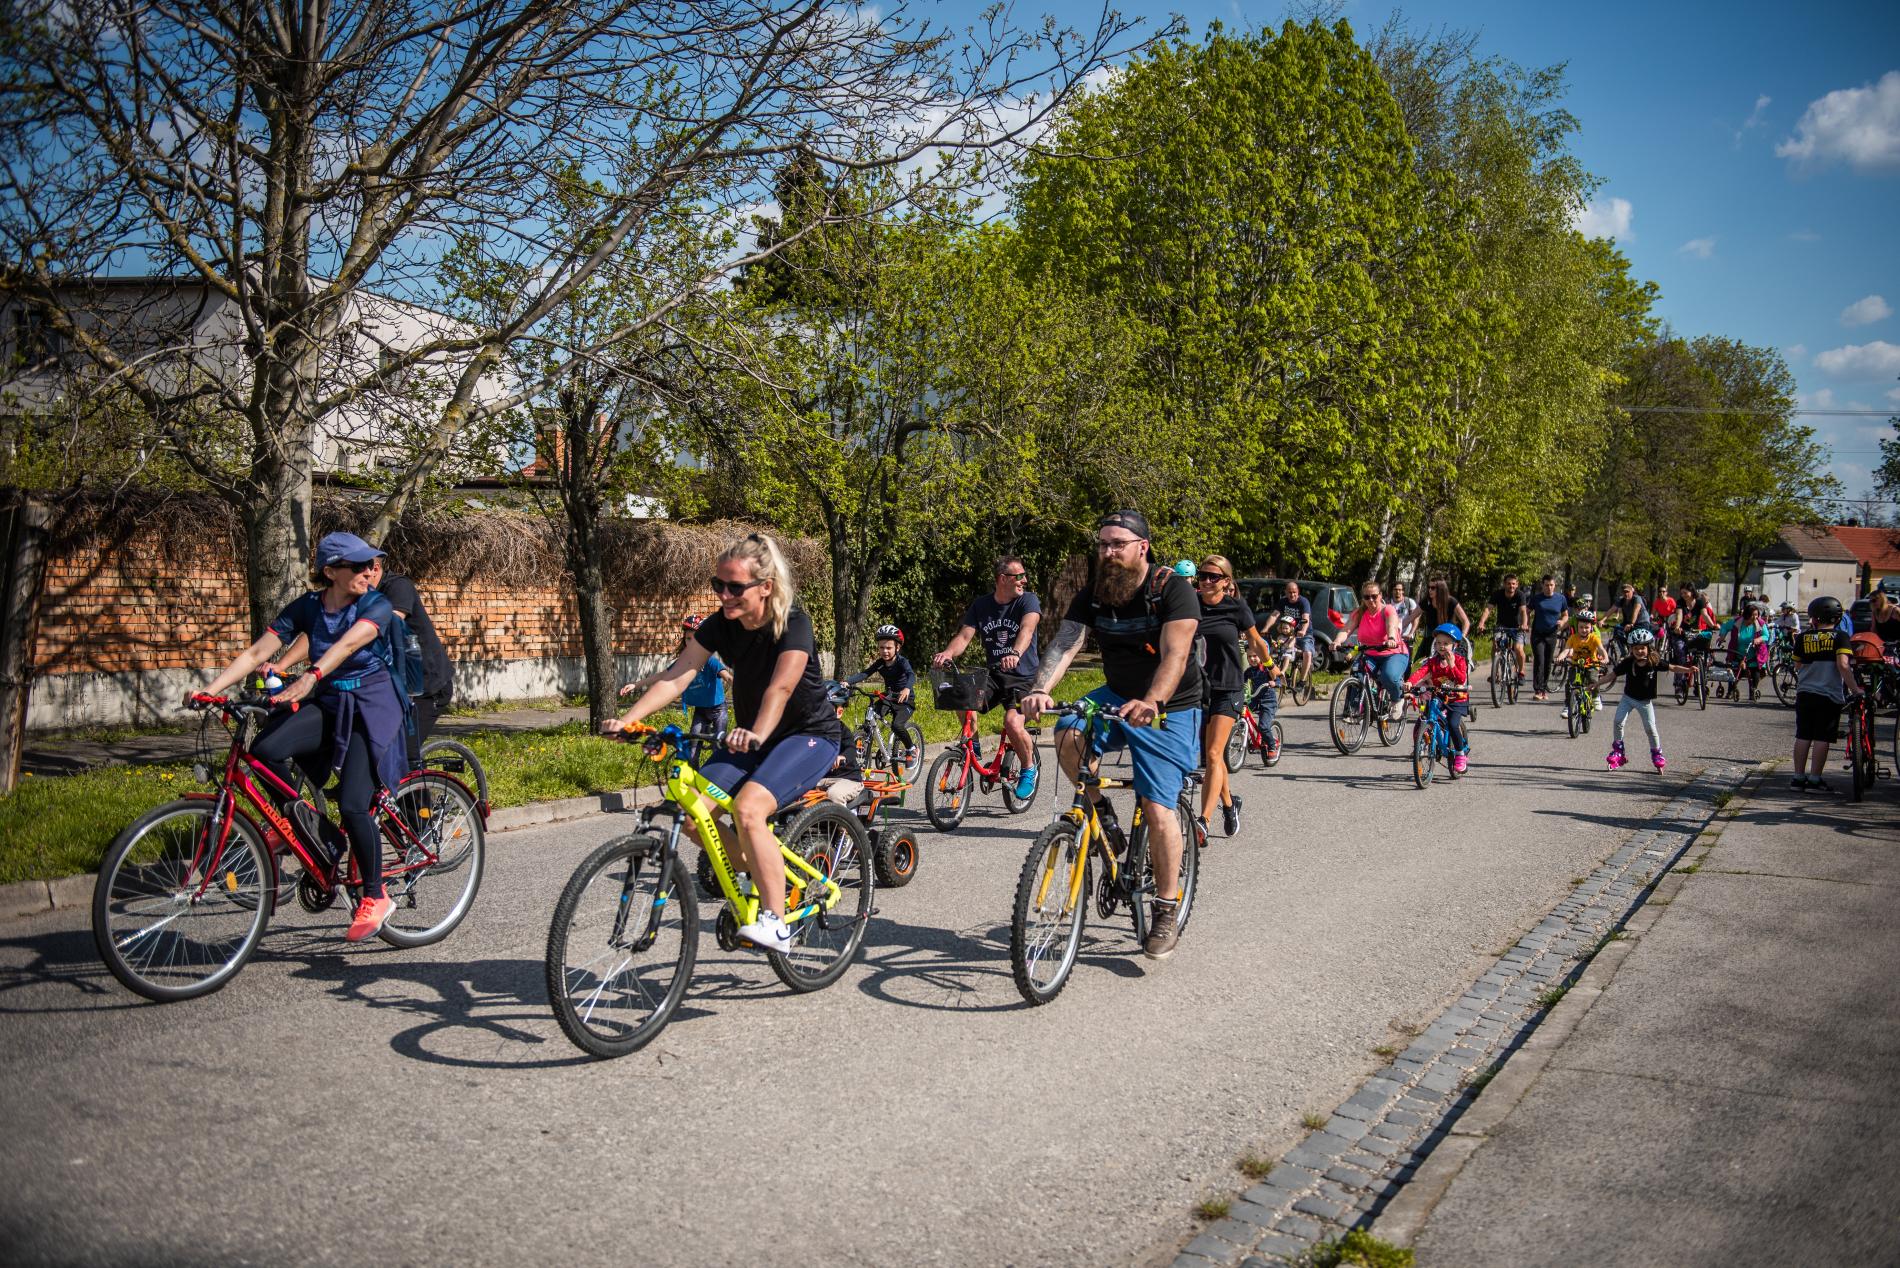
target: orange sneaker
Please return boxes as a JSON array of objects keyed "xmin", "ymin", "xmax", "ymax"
[{"xmin": 346, "ymin": 895, "xmax": 395, "ymax": 942}]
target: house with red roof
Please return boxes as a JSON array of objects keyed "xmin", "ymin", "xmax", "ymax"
[
  {"xmin": 1829, "ymin": 525, "xmax": 1900, "ymax": 592},
  {"xmin": 1748, "ymin": 525, "xmax": 1860, "ymax": 610}
]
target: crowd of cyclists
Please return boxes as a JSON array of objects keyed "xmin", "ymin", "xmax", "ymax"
[{"xmin": 170, "ymin": 512, "xmax": 1900, "ymax": 985}]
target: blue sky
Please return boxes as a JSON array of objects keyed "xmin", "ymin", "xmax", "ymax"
[{"xmin": 966, "ymin": 0, "xmax": 1900, "ymax": 500}]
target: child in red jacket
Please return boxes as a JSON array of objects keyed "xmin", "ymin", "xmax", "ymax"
[{"xmin": 1407, "ymin": 622, "xmax": 1472, "ymax": 773}]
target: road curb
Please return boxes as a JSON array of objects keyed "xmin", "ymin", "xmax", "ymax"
[
  {"xmin": 1167, "ymin": 757, "xmax": 1767, "ymax": 1268},
  {"xmin": 1369, "ymin": 757, "xmax": 1773, "ymax": 1250}
]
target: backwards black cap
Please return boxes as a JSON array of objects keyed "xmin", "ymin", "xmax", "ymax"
[{"xmin": 1096, "ymin": 508, "xmax": 1151, "ymax": 540}]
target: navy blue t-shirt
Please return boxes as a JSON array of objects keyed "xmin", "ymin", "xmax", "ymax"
[
  {"xmin": 1528, "ymin": 591, "xmax": 1570, "ymax": 636},
  {"xmin": 856, "ymin": 655, "xmax": 916, "ymax": 696},
  {"xmin": 961, "ymin": 593, "xmax": 1042, "ymax": 677},
  {"xmin": 1275, "ymin": 592, "xmax": 1313, "ymax": 634},
  {"xmin": 269, "ymin": 591, "xmax": 395, "ymax": 679}
]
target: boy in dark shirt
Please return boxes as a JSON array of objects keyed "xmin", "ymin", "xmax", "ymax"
[{"xmin": 846, "ymin": 625, "xmax": 917, "ymax": 739}]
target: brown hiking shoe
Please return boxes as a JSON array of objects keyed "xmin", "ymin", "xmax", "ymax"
[{"xmin": 1143, "ymin": 901, "xmax": 1180, "ymax": 960}]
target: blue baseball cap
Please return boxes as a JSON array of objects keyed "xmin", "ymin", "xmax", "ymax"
[{"xmin": 316, "ymin": 531, "xmax": 385, "ymax": 569}]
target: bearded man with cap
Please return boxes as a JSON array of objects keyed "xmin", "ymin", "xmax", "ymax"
[
  {"xmin": 192, "ymin": 531, "xmax": 412, "ymax": 942},
  {"xmin": 1020, "ymin": 509, "xmax": 1204, "ymax": 960}
]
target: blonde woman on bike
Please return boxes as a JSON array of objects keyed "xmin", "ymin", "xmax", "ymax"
[
  {"xmin": 1194, "ymin": 554, "xmax": 1272, "ymax": 838},
  {"xmin": 606, "ymin": 533, "xmax": 843, "ymax": 954}
]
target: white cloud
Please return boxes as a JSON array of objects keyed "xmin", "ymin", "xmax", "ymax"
[
  {"xmin": 1841, "ymin": 294, "xmax": 1892, "ymax": 327},
  {"xmin": 1678, "ymin": 236, "xmax": 1717, "ymax": 259},
  {"xmin": 1777, "ymin": 70, "xmax": 1900, "ymax": 171},
  {"xmin": 1815, "ymin": 340, "xmax": 1900, "ymax": 376},
  {"xmin": 1801, "ymin": 388, "xmax": 1839, "ymax": 410},
  {"xmin": 1572, "ymin": 195, "xmax": 1633, "ymax": 240},
  {"xmin": 1733, "ymin": 93, "xmax": 1771, "ymax": 145},
  {"xmin": 1787, "ymin": 343, "xmax": 1808, "ymax": 361}
]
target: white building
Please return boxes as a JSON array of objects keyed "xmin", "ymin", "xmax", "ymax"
[
  {"xmin": 1747, "ymin": 525, "xmax": 1861, "ymax": 611},
  {"xmin": 2, "ymin": 276, "xmax": 512, "ymax": 475}
]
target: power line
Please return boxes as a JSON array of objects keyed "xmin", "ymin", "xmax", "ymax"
[{"xmin": 1619, "ymin": 406, "xmax": 1894, "ymax": 417}]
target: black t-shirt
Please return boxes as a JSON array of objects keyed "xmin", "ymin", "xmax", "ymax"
[
  {"xmin": 1064, "ymin": 564, "xmax": 1204, "ymax": 710},
  {"xmin": 960, "ymin": 592, "xmax": 1042, "ymax": 677},
  {"xmin": 854, "ymin": 655, "xmax": 916, "ymax": 696},
  {"xmin": 1616, "ymin": 595, "xmax": 1647, "ymax": 628},
  {"xmin": 1197, "ymin": 594, "xmax": 1258, "ymax": 692},
  {"xmin": 1614, "ymin": 655, "xmax": 1662, "ymax": 701},
  {"xmin": 1490, "ymin": 587, "xmax": 1527, "ymax": 627},
  {"xmin": 693, "ymin": 607, "xmax": 843, "ymax": 745},
  {"xmin": 378, "ymin": 574, "xmax": 454, "ymax": 702}
]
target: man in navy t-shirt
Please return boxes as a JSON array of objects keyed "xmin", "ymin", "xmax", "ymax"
[
  {"xmin": 933, "ymin": 556, "xmax": 1042, "ymax": 799},
  {"xmin": 1527, "ymin": 574, "xmax": 1571, "ymax": 699}
]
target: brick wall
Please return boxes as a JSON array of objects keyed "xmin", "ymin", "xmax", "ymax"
[{"xmin": 27, "ymin": 518, "xmax": 728, "ymax": 727}]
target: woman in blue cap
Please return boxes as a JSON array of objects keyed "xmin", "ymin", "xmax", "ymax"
[{"xmin": 193, "ymin": 531, "xmax": 411, "ymax": 942}]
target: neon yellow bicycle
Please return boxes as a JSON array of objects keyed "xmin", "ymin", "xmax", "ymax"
[{"xmin": 545, "ymin": 724, "xmax": 873, "ymax": 1058}]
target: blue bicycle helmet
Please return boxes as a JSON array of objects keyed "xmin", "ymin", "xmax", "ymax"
[
  {"xmin": 1432, "ymin": 622, "xmax": 1464, "ymax": 642},
  {"xmin": 1173, "ymin": 559, "xmax": 1197, "ymax": 578}
]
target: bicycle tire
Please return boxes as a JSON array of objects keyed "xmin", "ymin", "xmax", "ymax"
[
  {"xmin": 769, "ymin": 802, "xmax": 874, "ymax": 992},
  {"xmin": 1261, "ymin": 720, "xmax": 1284, "ymax": 768},
  {"xmin": 1010, "ymin": 819, "xmax": 1090, "ymax": 1006},
  {"xmin": 1565, "ymin": 680, "xmax": 1580, "ymax": 738},
  {"xmin": 873, "ymin": 828, "xmax": 921, "ymax": 888},
  {"xmin": 893, "ymin": 724, "xmax": 925, "ymax": 784},
  {"xmin": 1773, "ymin": 664, "xmax": 1797, "ymax": 707},
  {"xmin": 1507, "ymin": 661, "xmax": 1521, "ymax": 705},
  {"xmin": 1296, "ymin": 669, "xmax": 1315, "ymax": 707},
  {"xmin": 1222, "ymin": 719, "xmax": 1247, "ymax": 774},
  {"xmin": 1000, "ymin": 745, "xmax": 1042, "ymax": 815},
  {"xmin": 1490, "ymin": 657, "xmax": 1504, "ymax": 708},
  {"xmin": 1329, "ymin": 675, "xmax": 1372, "ymax": 754},
  {"xmin": 93, "ymin": 799, "xmax": 274, "ymax": 1002},
  {"xmin": 1850, "ymin": 707, "xmax": 1869, "ymax": 803},
  {"xmin": 374, "ymin": 772, "xmax": 486, "ymax": 948},
  {"xmin": 545, "ymin": 835, "xmax": 698, "ymax": 1059},
  {"xmin": 1169, "ymin": 792, "xmax": 1203, "ymax": 934},
  {"xmin": 1696, "ymin": 658, "xmax": 1709, "ymax": 710},
  {"xmin": 1581, "ymin": 691, "xmax": 1594, "ymax": 735},
  {"xmin": 1376, "ymin": 695, "xmax": 1404, "ymax": 747},
  {"xmin": 419, "ymin": 737, "xmax": 489, "ymax": 808},
  {"xmin": 924, "ymin": 749, "xmax": 971, "ymax": 831},
  {"xmin": 1411, "ymin": 722, "xmax": 1433, "ymax": 789}
]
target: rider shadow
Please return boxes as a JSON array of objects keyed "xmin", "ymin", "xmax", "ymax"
[
  {"xmin": 0, "ymin": 925, "xmax": 148, "ymax": 1015},
  {"xmin": 854, "ymin": 912, "xmax": 1142, "ymax": 1013}
]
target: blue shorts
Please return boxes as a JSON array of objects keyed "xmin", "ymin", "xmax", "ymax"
[
  {"xmin": 700, "ymin": 732, "xmax": 840, "ymax": 811},
  {"xmin": 1055, "ymin": 686, "xmax": 1201, "ymax": 807}
]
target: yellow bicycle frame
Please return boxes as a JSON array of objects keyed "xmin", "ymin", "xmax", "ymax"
[
  {"xmin": 654, "ymin": 734, "xmax": 841, "ymax": 928},
  {"xmin": 1031, "ymin": 719, "xmax": 1153, "ymax": 917}
]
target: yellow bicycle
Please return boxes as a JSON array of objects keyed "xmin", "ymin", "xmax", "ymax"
[
  {"xmin": 545, "ymin": 724, "xmax": 874, "ymax": 1058},
  {"xmin": 1009, "ymin": 699, "xmax": 1204, "ymax": 1005}
]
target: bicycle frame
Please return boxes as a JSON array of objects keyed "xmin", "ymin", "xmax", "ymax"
[
  {"xmin": 1035, "ymin": 708, "xmax": 1146, "ymax": 914},
  {"xmin": 950, "ymin": 709, "xmax": 1015, "ymax": 780},
  {"xmin": 643, "ymin": 728, "xmax": 841, "ymax": 929}
]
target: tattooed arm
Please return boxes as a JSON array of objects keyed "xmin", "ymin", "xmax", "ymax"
[{"xmin": 1019, "ymin": 619, "xmax": 1088, "ymax": 715}]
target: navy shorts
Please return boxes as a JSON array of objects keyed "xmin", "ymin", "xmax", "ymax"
[{"xmin": 701, "ymin": 732, "xmax": 840, "ymax": 810}]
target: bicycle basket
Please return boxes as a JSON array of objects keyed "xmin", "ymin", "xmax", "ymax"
[{"xmin": 931, "ymin": 669, "xmax": 992, "ymax": 712}]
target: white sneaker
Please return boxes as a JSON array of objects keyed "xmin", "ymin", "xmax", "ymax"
[{"xmin": 737, "ymin": 910, "xmax": 793, "ymax": 953}]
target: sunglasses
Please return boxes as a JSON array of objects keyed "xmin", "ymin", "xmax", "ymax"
[
  {"xmin": 1361, "ymin": 592, "xmax": 1380, "ymax": 601},
  {"xmin": 329, "ymin": 558, "xmax": 378, "ymax": 573},
  {"xmin": 709, "ymin": 577, "xmax": 765, "ymax": 597},
  {"xmin": 1198, "ymin": 572, "xmax": 1227, "ymax": 583},
  {"xmin": 999, "ymin": 571, "xmax": 1028, "ymax": 580}
]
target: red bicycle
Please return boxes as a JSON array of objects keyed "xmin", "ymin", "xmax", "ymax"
[
  {"xmin": 924, "ymin": 666, "xmax": 1042, "ymax": 831},
  {"xmin": 1234, "ymin": 678, "xmax": 1284, "ymax": 769},
  {"xmin": 91, "ymin": 694, "xmax": 486, "ymax": 1002}
]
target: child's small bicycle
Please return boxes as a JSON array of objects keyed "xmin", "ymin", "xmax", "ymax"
[
  {"xmin": 544, "ymin": 723, "xmax": 873, "ymax": 1059},
  {"xmin": 1232, "ymin": 677, "xmax": 1284, "ymax": 768},
  {"xmin": 923, "ymin": 664, "xmax": 1041, "ymax": 830},
  {"xmin": 1564, "ymin": 661, "xmax": 1603, "ymax": 738},
  {"xmin": 1409, "ymin": 685, "xmax": 1463, "ymax": 789}
]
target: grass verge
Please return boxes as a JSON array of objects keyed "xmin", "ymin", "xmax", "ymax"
[{"xmin": 1310, "ymin": 1229, "xmax": 1415, "ymax": 1267}]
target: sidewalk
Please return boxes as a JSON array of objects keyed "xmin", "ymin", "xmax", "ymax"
[{"xmin": 1389, "ymin": 773, "xmax": 1900, "ymax": 1267}]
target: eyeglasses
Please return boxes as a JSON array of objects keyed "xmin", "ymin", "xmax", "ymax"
[
  {"xmin": 999, "ymin": 571, "xmax": 1028, "ymax": 581},
  {"xmin": 1361, "ymin": 592, "xmax": 1379, "ymax": 601},
  {"xmin": 1095, "ymin": 536, "xmax": 1140, "ymax": 553},
  {"xmin": 709, "ymin": 577, "xmax": 765, "ymax": 597},
  {"xmin": 1198, "ymin": 571, "xmax": 1226, "ymax": 583}
]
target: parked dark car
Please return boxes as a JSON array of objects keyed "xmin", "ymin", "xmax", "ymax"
[{"xmin": 1239, "ymin": 578, "xmax": 1358, "ymax": 670}]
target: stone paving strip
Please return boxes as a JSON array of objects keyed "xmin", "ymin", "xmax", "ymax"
[{"xmin": 1171, "ymin": 759, "xmax": 1756, "ymax": 1268}]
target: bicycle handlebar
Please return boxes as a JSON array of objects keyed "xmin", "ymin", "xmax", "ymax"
[{"xmin": 190, "ymin": 692, "xmax": 293, "ymax": 716}]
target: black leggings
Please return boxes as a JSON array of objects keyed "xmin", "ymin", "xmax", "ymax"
[
  {"xmin": 1532, "ymin": 633, "xmax": 1561, "ymax": 693},
  {"xmin": 253, "ymin": 706, "xmax": 384, "ymax": 898}
]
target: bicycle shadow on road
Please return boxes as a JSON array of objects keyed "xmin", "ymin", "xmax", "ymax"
[
  {"xmin": 853, "ymin": 912, "xmax": 1143, "ymax": 1013},
  {"xmin": 0, "ymin": 925, "xmax": 147, "ymax": 1015}
]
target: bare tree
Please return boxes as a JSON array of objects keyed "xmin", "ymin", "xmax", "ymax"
[{"xmin": 1, "ymin": 0, "xmax": 1139, "ymax": 630}]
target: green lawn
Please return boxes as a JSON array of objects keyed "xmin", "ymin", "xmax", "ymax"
[{"xmin": 0, "ymin": 673, "xmax": 1112, "ymax": 885}]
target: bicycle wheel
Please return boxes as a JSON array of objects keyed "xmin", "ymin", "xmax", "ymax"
[
  {"xmin": 1490, "ymin": 656, "xmax": 1505, "ymax": 708},
  {"xmin": 1580, "ymin": 691, "xmax": 1594, "ymax": 735},
  {"xmin": 1565, "ymin": 679, "xmax": 1580, "ymax": 738},
  {"xmin": 375, "ymin": 772, "xmax": 486, "ymax": 948},
  {"xmin": 1507, "ymin": 660, "xmax": 1521, "ymax": 705},
  {"xmin": 545, "ymin": 835, "xmax": 698, "ymax": 1059},
  {"xmin": 419, "ymin": 737, "xmax": 490, "ymax": 809},
  {"xmin": 1294, "ymin": 666, "xmax": 1315, "ymax": 707},
  {"xmin": 1411, "ymin": 723, "xmax": 1433, "ymax": 789},
  {"xmin": 1773, "ymin": 664, "xmax": 1798, "ymax": 707},
  {"xmin": 1696, "ymin": 660, "xmax": 1709, "ymax": 710},
  {"xmin": 1329, "ymin": 675, "xmax": 1372, "ymax": 754},
  {"xmin": 1010, "ymin": 819, "xmax": 1090, "ymax": 1006},
  {"xmin": 770, "ymin": 802, "xmax": 874, "ymax": 992},
  {"xmin": 893, "ymin": 723, "xmax": 925, "ymax": 784},
  {"xmin": 1261, "ymin": 720, "xmax": 1284, "ymax": 767},
  {"xmin": 1850, "ymin": 708, "xmax": 1870, "ymax": 803},
  {"xmin": 1000, "ymin": 744, "xmax": 1042, "ymax": 815},
  {"xmin": 1169, "ymin": 792, "xmax": 1203, "ymax": 932},
  {"xmin": 873, "ymin": 828, "xmax": 921, "ymax": 888},
  {"xmin": 924, "ymin": 749, "xmax": 971, "ymax": 831},
  {"xmin": 93, "ymin": 799, "xmax": 274, "ymax": 1002},
  {"xmin": 1375, "ymin": 691, "xmax": 1404, "ymax": 747},
  {"xmin": 1222, "ymin": 718, "xmax": 1247, "ymax": 774}
]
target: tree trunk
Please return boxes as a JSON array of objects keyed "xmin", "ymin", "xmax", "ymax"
[
  {"xmin": 569, "ymin": 519, "xmax": 617, "ymax": 732},
  {"xmin": 1368, "ymin": 502, "xmax": 1395, "ymax": 582},
  {"xmin": 239, "ymin": 455, "xmax": 315, "ymax": 636},
  {"xmin": 0, "ymin": 491, "xmax": 51, "ymax": 794}
]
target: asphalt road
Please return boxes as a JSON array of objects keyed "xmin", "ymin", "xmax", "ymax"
[{"xmin": 0, "ymin": 686, "xmax": 1796, "ymax": 1267}]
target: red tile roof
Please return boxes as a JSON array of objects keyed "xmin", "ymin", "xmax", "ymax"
[
  {"xmin": 1766, "ymin": 524, "xmax": 1859, "ymax": 563},
  {"xmin": 1830, "ymin": 525, "xmax": 1900, "ymax": 573}
]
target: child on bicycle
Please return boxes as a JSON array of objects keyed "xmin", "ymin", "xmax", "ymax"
[
  {"xmin": 1243, "ymin": 650, "xmax": 1281, "ymax": 762},
  {"xmin": 621, "ymin": 614, "xmax": 731, "ymax": 735},
  {"xmin": 844, "ymin": 624, "xmax": 916, "ymax": 727},
  {"xmin": 1406, "ymin": 623, "xmax": 1471, "ymax": 773},
  {"xmin": 1555, "ymin": 608, "xmax": 1610, "ymax": 719},
  {"xmin": 1604, "ymin": 626, "xmax": 1689, "ymax": 771}
]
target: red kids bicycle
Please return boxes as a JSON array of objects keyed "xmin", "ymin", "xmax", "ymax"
[
  {"xmin": 923, "ymin": 665, "xmax": 1042, "ymax": 831},
  {"xmin": 92, "ymin": 694, "xmax": 486, "ymax": 1002}
]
